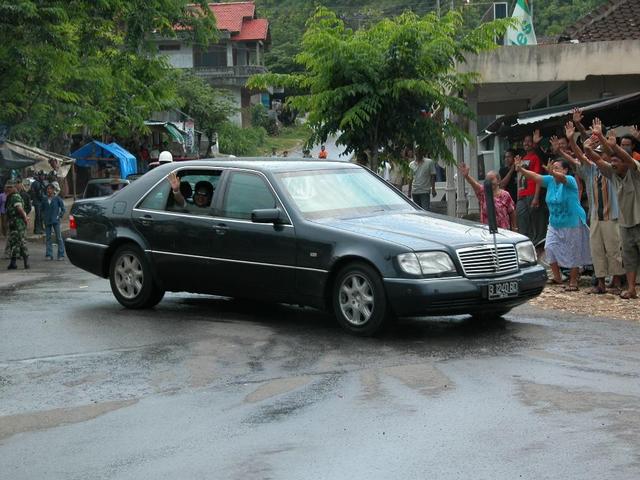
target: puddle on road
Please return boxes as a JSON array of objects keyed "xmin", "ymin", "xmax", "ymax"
[
  {"xmin": 384, "ymin": 363, "xmax": 454, "ymax": 397},
  {"xmin": 245, "ymin": 375, "xmax": 314, "ymax": 403},
  {"xmin": 517, "ymin": 381, "xmax": 640, "ymax": 450},
  {"xmin": 0, "ymin": 399, "xmax": 138, "ymax": 441}
]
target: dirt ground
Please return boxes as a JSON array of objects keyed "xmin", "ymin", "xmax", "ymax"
[{"xmin": 530, "ymin": 277, "xmax": 640, "ymax": 322}]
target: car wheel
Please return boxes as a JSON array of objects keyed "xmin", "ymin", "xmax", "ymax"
[
  {"xmin": 332, "ymin": 262, "xmax": 389, "ymax": 336},
  {"xmin": 109, "ymin": 244, "xmax": 164, "ymax": 309}
]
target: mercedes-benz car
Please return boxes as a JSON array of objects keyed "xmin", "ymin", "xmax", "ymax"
[{"xmin": 64, "ymin": 159, "xmax": 546, "ymax": 335}]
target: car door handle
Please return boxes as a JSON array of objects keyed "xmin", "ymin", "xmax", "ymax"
[
  {"xmin": 214, "ymin": 223, "xmax": 228, "ymax": 235},
  {"xmin": 140, "ymin": 214, "xmax": 154, "ymax": 227}
]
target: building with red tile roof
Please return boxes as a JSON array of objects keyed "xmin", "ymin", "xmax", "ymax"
[
  {"xmin": 560, "ymin": 0, "xmax": 640, "ymax": 43},
  {"xmin": 154, "ymin": 1, "xmax": 270, "ymax": 128}
]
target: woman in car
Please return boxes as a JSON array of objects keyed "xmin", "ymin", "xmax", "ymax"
[{"xmin": 515, "ymin": 156, "xmax": 591, "ymax": 291}]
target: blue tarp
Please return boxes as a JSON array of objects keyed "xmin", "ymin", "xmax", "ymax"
[{"xmin": 71, "ymin": 141, "xmax": 137, "ymax": 178}]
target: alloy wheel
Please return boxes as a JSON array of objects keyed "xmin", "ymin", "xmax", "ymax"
[
  {"xmin": 338, "ymin": 273, "xmax": 374, "ymax": 326},
  {"xmin": 114, "ymin": 253, "xmax": 144, "ymax": 300}
]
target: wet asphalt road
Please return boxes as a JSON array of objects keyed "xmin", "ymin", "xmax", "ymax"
[{"xmin": 1, "ymin": 262, "xmax": 639, "ymax": 480}]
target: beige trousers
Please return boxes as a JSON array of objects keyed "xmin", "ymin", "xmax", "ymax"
[{"xmin": 590, "ymin": 218, "xmax": 624, "ymax": 277}]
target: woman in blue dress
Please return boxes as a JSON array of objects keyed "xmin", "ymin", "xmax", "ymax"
[{"xmin": 515, "ymin": 157, "xmax": 591, "ymax": 291}]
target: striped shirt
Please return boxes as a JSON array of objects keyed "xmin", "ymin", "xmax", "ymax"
[{"xmin": 577, "ymin": 164, "xmax": 619, "ymax": 222}]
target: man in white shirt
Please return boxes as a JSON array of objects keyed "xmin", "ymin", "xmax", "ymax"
[{"xmin": 408, "ymin": 150, "xmax": 437, "ymax": 210}]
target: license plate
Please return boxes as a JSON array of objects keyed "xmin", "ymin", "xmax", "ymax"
[{"xmin": 488, "ymin": 281, "xmax": 519, "ymax": 300}]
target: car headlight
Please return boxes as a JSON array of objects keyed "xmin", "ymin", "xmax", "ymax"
[
  {"xmin": 397, "ymin": 252, "xmax": 457, "ymax": 276},
  {"xmin": 516, "ymin": 241, "xmax": 537, "ymax": 265}
]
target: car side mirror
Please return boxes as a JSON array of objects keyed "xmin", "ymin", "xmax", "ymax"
[{"xmin": 251, "ymin": 208, "xmax": 283, "ymax": 224}]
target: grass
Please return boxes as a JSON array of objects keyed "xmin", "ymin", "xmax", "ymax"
[{"xmin": 259, "ymin": 123, "xmax": 311, "ymax": 156}]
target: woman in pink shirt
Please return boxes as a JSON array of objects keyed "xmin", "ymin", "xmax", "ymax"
[{"xmin": 458, "ymin": 163, "xmax": 517, "ymax": 231}]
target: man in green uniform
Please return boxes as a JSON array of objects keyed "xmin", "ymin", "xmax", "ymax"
[{"xmin": 5, "ymin": 180, "xmax": 29, "ymax": 269}]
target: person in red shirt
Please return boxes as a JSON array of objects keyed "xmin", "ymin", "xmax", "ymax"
[
  {"xmin": 318, "ymin": 145, "xmax": 328, "ymax": 159},
  {"xmin": 516, "ymin": 133, "xmax": 547, "ymax": 246}
]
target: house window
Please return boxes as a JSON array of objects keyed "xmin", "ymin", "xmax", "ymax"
[{"xmin": 159, "ymin": 44, "xmax": 180, "ymax": 51}]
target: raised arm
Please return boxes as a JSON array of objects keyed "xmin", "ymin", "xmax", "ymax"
[
  {"xmin": 565, "ymin": 121, "xmax": 593, "ymax": 166},
  {"xmin": 572, "ymin": 107, "xmax": 589, "ymax": 141},
  {"xmin": 458, "ymin": 163, "xmax": 483, "ymax": 195},
  {"xmin": 583, "ymin": 142, "xmax": 614, "ymax": 177},
  {"xmin": 499, "ymin": 163, "xmax": 516, "ymax": 189},
  {"xmin": 532, "ymin": 129, "xmax": 552, "ymax": 164},
  {"xmin": 514, "ymin": 155, "xmax": 544, "ymax": 185},
  {"xmin": 593, "ymin": 118, "xmax": 638, "ymax": 171},
  {"xmin": 551, "ymin": 134, "xmax": 580, "ymax": 167},
  {"xmin": 167, "ymin": 172, "xmax": 186, "ymax": 207}
]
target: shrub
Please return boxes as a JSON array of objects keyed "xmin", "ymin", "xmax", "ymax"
[
  {"xmin": 218, "ymin": 122, "xmax": 266, "ymax": 156},
  {"xmin": 250, "ymin": 104, "xmax": 278, "ymax": 135}
]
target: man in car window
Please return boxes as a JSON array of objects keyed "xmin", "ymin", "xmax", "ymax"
[{"xmin": 168, "ymin": 172, "xmax": 213, "ymax": 211}]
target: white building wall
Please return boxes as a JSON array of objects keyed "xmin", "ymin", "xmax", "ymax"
[{"xmin": 160, "ymin": 43, "xmax": 193, "ymax": 69}]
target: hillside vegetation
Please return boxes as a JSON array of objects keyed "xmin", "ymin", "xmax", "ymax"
[{"xmin": 256, "ymin": 0, "xmax": 609, "ymax": 73}]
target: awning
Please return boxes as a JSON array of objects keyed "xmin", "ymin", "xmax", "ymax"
[
  {"xmin": 486, "ymin": 91, "xmax": 640, "ymax": 139},
  {"xmin": 144, "ymin": 121, "xmax": 186, "ymax": 143},
  {"xmin": 71, "ymin": 141, "xmax": 137, "ymax": 178},
  {"xmin": 0, "ymin": 140, "xmax": 75, "ymax": 176}
]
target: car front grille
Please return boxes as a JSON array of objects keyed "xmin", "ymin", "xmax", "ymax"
[{"xmin": 456, "ymin": 244, "xmax": 519, "ymax": 277}]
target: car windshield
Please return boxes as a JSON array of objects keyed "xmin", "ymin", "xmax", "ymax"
[{"xmin": 276, "ymin": 168, "xmax": 414, "ymax": 219}]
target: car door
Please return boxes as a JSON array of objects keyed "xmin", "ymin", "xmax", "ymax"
[
  {"xmin": 212, "ymin": 170, "xmax": 297, "ymax": 301},
  {"xmin": 132, "ymin": 167, "xmax": 225, "ymax": 293}
]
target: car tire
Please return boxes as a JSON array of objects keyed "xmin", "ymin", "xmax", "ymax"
[
  {"xmin": 332, "ymin": 262, "xmax": 389, "ymax": 336},
  {"xmin": 109, "ymin": 244, "xmax": 164, "ymax": 309}
]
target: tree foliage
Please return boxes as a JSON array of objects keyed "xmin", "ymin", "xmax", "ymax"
[
  {"xmin": 249, "ymin": 7, "xmax": 512, "ymax": 167},
  {"xmin": 0, "ymin": 0, "xmax": 217, "ymax": 149},
  {"xmin": 176, "ymin": 72, "xmax": 237, "ymax": 151}
]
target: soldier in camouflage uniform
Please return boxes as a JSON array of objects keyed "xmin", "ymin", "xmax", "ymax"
[{"xmin": 5, "ymin": 180, "xmax": 29, "ymax": 269}]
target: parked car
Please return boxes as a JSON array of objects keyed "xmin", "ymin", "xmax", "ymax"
[
  {"xmin": 65, "ymin": 159, "xmax": 546, "ymax": 336},
  {"xmin": 82, "ymin": 178, "xmax": 130, "ymax": 199}
]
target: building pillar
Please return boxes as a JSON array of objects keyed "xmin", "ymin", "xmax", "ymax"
[
  {"xmin": 444, "ymin": 108, "xmax": 457, "ymax": 218},
  {"xmin": 226, "ymin": 42, "xmax": 233, "ymax": 67},
  {"xmin": 256, "ymin": 42, "xmax": 261, "ymax": 66},
  {"xmin": 467, "ymin": 88, "xmax": 480, "ymax": 215},
  {"xmin": 456, "ymin": 131, "xmax": 468, "ymax": 217}
]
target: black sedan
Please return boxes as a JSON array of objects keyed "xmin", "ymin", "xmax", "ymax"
[{"xmin": 65, "ymin": 159, "xmax": 546, "ymax": 335}]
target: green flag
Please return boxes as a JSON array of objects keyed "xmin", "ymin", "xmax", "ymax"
[{"xmin": 505, "ymin": 0, "xmax": 537, "ymax": 46}]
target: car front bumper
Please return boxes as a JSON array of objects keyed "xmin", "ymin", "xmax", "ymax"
[{"xmin": 383, "ymin": 265, "xmax": 547, "ymax": 317}]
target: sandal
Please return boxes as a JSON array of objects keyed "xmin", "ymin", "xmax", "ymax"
[
  {"xmin": 547, "ymin": 278, "xmax": 563, "ymax": 285},
  {"xmin": 619, "ymin": 290, "xmax": 638, "ymax": 299},
  {"xmin": 587, "ymin": 286, "xmax": 606, "ymax": 294},
  {"xmin": 606, "ymin": 287, "xmax": 621, "ymax": 295},
  {"xmin": 564, "ymin": 285, "xmax": 579, "ymax": 292}
]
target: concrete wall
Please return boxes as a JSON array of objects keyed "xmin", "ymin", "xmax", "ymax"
[
  {"xmin": 461, "ymin": 40, "xmax": 640, "ymax": 84},
  {"xmin": 159, "ymin": 43, "xmax": 193, "ymax": 69}
]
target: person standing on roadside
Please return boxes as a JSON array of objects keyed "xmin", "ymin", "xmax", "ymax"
[
  {"xmin": 5, "ymin": 180, "xmax": 29, "ymax": 270},
  {"xmin": 0, "ymin": 183, "xmax": 7, "ymax": 238},
  {"xmin": 30, "ymin": 171, "xmax": 46, "ymax": 234},
  {"xmin": 499, "ymin": 149, "xmax": 518, "ymax": 204},
  {"xmin": 408, "ymin": 149, "xmax": 437, "ymax": 211},
  {"xmin": 516, "ymin": 133, "xmax": 546, "ymax": 246},
  {"xmin": 586, "ymin": 118, "xmax": 640, "ymax": 300},
  {"xmin": 42, "ymin": 184, "xmax": 66, "ymax": 261}
]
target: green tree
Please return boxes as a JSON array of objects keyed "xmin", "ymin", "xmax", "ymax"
[
  {"xmin": 176, "ymin": 72, "xmax": 237, "ymax": 152},
  {"xmin": 0, "ymin": 0, "xmax": 217, "ymax": 149},
  {"xmin": 249, "ymin": 7, "xmax": 512, "ymax": 168}
]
